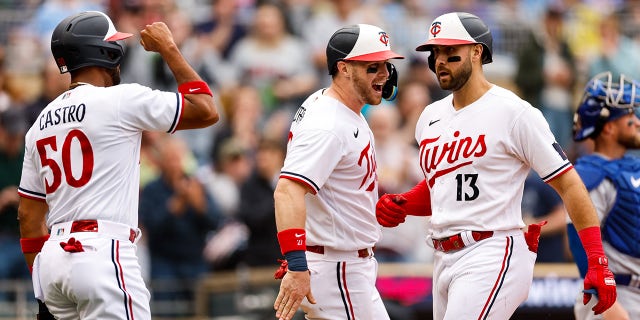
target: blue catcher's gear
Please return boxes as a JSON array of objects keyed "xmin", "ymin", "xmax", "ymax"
[
  {"xmin": 573, "ymin": 155, "xmax": 640, "ymax": 258},
  {"xmin": 573, "ymin": 71, "xmax": 640, "ymax": 141}
]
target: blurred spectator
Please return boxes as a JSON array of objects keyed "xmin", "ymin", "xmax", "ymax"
[
  {"xmin": 235, "ymin": 138, "xmax": 286, "ymax": 268},
  {"xmin": 515, "ymin": 5, "xmax": 576, "ymax": 150},
  {"xmin": 0, "ymin": 46, "xmax": 10, "ymax": 112},
  {"xmin": 138, "ymin": 136, "xmax": 223, "ymax": 310},
  {"xmin": 395, "ymin": 80, "xmax": 430, "ymax": 147},
  {"xmin": 25, "ymin": 0, "xmax": 104, "ymax": 47},
  {"xmin": 193, "ymin": 0, "xmax": 247, "ymax": 60},
  {"xmin": 367, "ymin": 105, "xmax": 430, "ymax": 263},
  {"xmin": 369, "ymin": 105, "xmax": 417, "ymax": 195},
  {"xmin": 377, "ymin": 0, "xmax": 432, "ymax": 73},
  {"xmin": 488, "ymin": 0, "xmax": 533, "ymax": 58},
  {"xmin": 560, "ymin": 0, "xmax": 605, "ymax": 73},
  {"xmin": 521, "ymin": 171, "xmax": 569, "ymax": 263},
  {"xmin": 0, "ymin": 107, "xmax": 29, "ymax": 298},
  {"xmin": 587, "ymin": 12, "xmax": 640, "ymax": 81},
  {"xmin": 227, "ymin": 2, "xmax": 317, "ymax": 113},
  {"xmin": 198, "ymin": 137, "xmax": 252, "ymax": 218},
  {"xmin": 616, "ymin": 0, "xmax": 640, "ymax": 43},
  {"xmin": 198, "ymin": 137, "xmax": 253, "ymax": 271},
  {"xmin": 23, "ymin": 57, "xmax": 70, "ymax": 126},
  {"xmin": 214, "ymin": 85, "xmax": 266, "ymax": 156},
  {"xmin": 139, "ymin": 131, "xmax": 165, "ymax": 189}
]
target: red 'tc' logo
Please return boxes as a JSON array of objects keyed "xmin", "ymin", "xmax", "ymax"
[
  {"xmin": 430, "ymin": 21, "xmax": 441, "ymax": 37},
  {"xmin": 379, "ymin": 32, "xmax": 389, "ymax": 46}
]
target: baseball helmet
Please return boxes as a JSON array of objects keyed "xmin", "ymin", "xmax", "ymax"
[
  {"xmin": 573, "ymin": 72, "xmax": 640, "ymax": 141},
  {"xmin": 326, "ymin": 24, "xmax": 404, "ymax": 75},
  {"xmin": 51, "ymin": 11, "xmax": 133, "ymax": 74},
  {"xmin": 416, "ymin": 12, "xmax": 493, "ymax": 72}
]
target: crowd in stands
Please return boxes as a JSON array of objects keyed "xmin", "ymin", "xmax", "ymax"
[{"xmin": 2, "ymin": 0, "xmax": 640, "ymax": 314}]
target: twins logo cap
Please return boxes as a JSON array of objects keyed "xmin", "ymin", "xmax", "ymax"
[
  {"xmin": 326, "ymin": 24, "xmax": 404, "ymax": 75},
  {"xmin": 416, "ymin": 12, "xmax": 492, "ymax": 65}
]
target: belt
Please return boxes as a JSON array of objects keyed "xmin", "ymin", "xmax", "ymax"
[
  {"xmin": 53, "ymin": 220, "xmax": 137, "ymax": 243},
  {"xmin": 615, "ymin": 274, "xmax": 640, "ymax": 288},
  {"xmin": 306, "ymin": 245, "xmax": 372, "ymax": 258},
  {"xmin": 432, "ymin": 230, "xmax": 494, "ymax": 253}
]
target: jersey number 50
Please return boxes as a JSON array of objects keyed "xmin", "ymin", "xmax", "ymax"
[{"xmin": 36, "ymin": 129, "xmax": 94, "ymax": 194}]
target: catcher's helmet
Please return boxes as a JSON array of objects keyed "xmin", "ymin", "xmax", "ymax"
[
  {"xmin": 326, "ymin": 24, "xmax": 404, "ymax": 75},
  {"xmin": 416, "ymin": 12, "xmax": 493, "ymax": 72},
  {"xmin": 573, "ymin": 72, "xmax": 640, "ymax": 141},
  {"xmin": 51, "ymin": 11, "xmax": 133, "ymax": 74}
]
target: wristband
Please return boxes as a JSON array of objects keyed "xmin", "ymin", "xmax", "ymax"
[
  {"xmin": 178, "ymin": 81, "xmax": 213, "ymax": 96},
  {"xmin": 578, "ymin": 226, "xmax": 606, "ymax": 260},
  {"xmin": 20, "ymin": 235, "xmax": 50, "ymax": 254},
  {"xmin": 277, "ymin": 228, "xmax": 306, "ymax": 255},
  {"xmin": 284, "ymin": 250, "xmax": 308, "ymax": 271}
]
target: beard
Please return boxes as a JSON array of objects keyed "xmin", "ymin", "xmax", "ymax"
[
  {"xmin": 438, "ymin": 57, "xmax": 472, "ymax": 91},
  {"xmin": 620, "ymin": 131, "xmax": 640, "ymax": 149},
  {"xmin": 352, "ymin": 73, "xmax": 382, "ymax": 106}
]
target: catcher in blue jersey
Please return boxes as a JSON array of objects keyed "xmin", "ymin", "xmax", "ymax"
[{"xmin": 569, "ymin": 71, "xmax": 640, "ymax": 319}]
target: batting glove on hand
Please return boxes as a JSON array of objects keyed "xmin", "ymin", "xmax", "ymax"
[
  {"xmin": 376, "ymin": 194, "xmax": 407, "ymax": 227},
  {"xmin": 583, "ymin": 256, "xmax": 617, "ymax": 315}
]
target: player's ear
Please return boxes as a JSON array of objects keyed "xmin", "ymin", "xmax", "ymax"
[
  {"xmin": 337, "ymin": 60, "xmax": 350, "ymax": 78},
  {"xmin": 472, "ymin": 44, "xmax": 483, "ymax": 63}
]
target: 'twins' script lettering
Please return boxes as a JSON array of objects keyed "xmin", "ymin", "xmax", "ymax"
[
  {"xmin": 419, "ymin": 131, "xmax": 487, "ymax": 174},
  {"xmin": 358, "ymin": 142, "xmax": 377, "ymax": 192}
]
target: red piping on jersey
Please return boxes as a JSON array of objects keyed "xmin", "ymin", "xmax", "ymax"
[
  {"xmin": 171, "ymin": 94, "xmax": 185, "ymax": 134},
  {"xmin": 342, "ymin": 262, "xmax": 356, "ymax": 320},
  {"xmin": 280, "ymin": 175, "xmax": 318, "ymax": 194},
  {"xmin": 477, "ymin": 236, "xmax": 513, "ymax": 320},
  {"xmin": 543, "ymin": 164, "xmax": 573, "ymax": 183},
  {"xmin": 17, "ymin": 191, "xmax": 46, "ymax": 202},
  {"xmin": 113, "ymin": 240, "xmax": 135, "ymax": 319}
]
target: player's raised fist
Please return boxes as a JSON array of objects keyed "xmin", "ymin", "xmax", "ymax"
[
  {"xmin": 140, "ymin": 22, "xmax": 176, "ymax": 53},
  {"xmin": 583, "ymin": 256, "xmax": 617, "ymax": 315},
  {"xmin": 376, "ymin": 194, "xmax": 407, "ymax": 227}
]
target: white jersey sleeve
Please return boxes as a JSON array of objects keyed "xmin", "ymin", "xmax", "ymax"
[
  {"xmin": 509, "ymin": 105, "xmax": 572, "ymax": 182},
  {"xmin": 18, "ymin": 83, "xmax": 182, "ymax": 228},
  {"xmin": 281, "ymin": 128, "xmax": 342, "ymax": 193}
]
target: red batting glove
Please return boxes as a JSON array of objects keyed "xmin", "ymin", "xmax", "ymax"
[
  {"xmin": 523, "ymin": 221, "xmax": 547, "ymax": 253},
  {"xmin": 583, "ymin": 256, "xmax": 616, "ymax": 314},
  {"xmin": 376, "ymin": 194, "xmax": 407, "ymax": 227},
  {"xmin": 274, "ymin": 259, "xmax": 288, "ymax": 279},
  {"xmin": 578, "ymin": 226, "xmax": 616, "ymax": 315}
]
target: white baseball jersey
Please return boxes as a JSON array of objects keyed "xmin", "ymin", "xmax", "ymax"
[
  {"xmin": 416, "ymin": 85, "xmax": 572, "ymax": 239},
  {"xmin": 280, "ymin": 89, "xmax": 380, "ymax": 251},
  {"xmin": 19, "ymin": 83, "xmax": 183, "ymax": 228}
]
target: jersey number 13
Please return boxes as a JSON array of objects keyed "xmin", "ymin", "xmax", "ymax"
[{"xmin": 455, "ymin": 173, "xmax": 479, "ymax": 201}]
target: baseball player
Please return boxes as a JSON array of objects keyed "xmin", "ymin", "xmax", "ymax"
[
  {"xmin": 569, "ymin": 71, "xmax": 640, "ymax": 320},
  {"xmin": 272, "ymin": 24, "xmax": 403, "ymax": 320},
  {"xmin": 17, "ymin": 11, "xmax": 219, "ymax": 319},
  {"xmin": 375, "ymin": 12, "xmax": 617, "ymax": 319}
]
